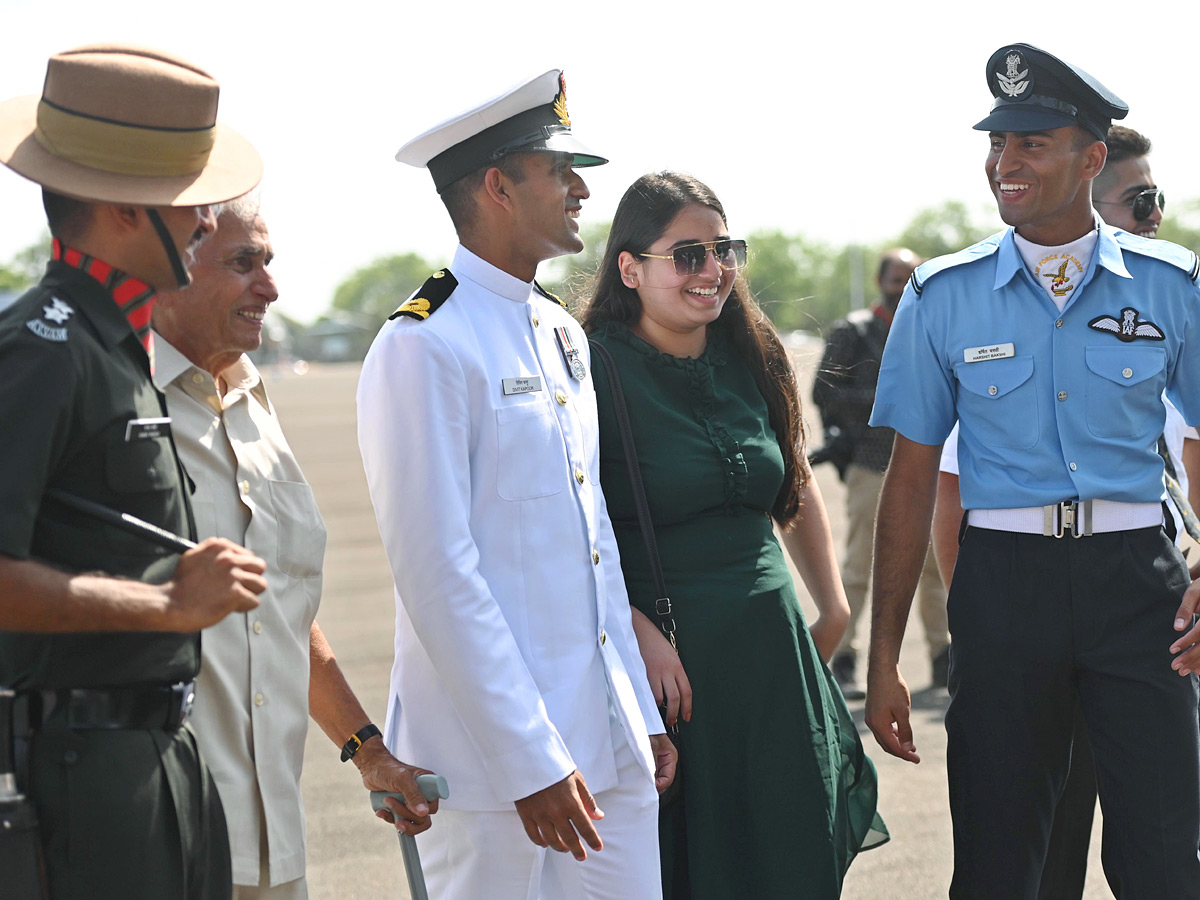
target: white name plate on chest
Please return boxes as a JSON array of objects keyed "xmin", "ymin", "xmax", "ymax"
[
  {"xmin": 501, "ymin": 376, "xmax": 543, "ymax": 396},
  {"xmin": 963, "ymin": 342, "xmax": 1015, "ymax": 363}
]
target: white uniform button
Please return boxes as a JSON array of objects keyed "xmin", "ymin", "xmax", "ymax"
[
  {"xmin": 252, "ymin": 620, "xmax": 263, "ymax": 635},
  {"xmin": 600, "ymin": 630, "xmax": 607, "ymax": 645},
  {"xmin": 254, "ymin": 693, "xmax": 264, "ymax": 707},
  {"xmin": 191, "ymin": 372, "xmax": 205, "ymax": 385},
  {"xmin": 592, "ymin": 549, "xmax": 600, "ymax": 564},
  {"xmin": 555, "ymin": 390, "xmax": 568, "ymax": 405},
  {"xmin": 575, "ymin": 469, "xmax": 585, "ymax": 484},
  {"xmin": 1055, "ymin": 319, "xmax": 1064, "ymax": 329},
  {"xmin": 1122, "ymin": 367, "xmax": 1133, "ymax": 378},
  {"xmin": 988, "ymin": 385, "xmax": 998, "ymax": 396},
  {"xmin": 1058, "ymin": 391, "xmax": 1068, "ymax": 401},
  {"xmin": 1069, "ymin": 462, "xmax": 1078, "ymax": 471},
  {"xmin": 240, "ymin": 480, "xmax": 250, "ymax": 495}
]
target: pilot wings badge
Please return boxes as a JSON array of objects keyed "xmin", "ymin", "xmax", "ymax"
[
  {"xmin": 1088, "ymin": 307, "xmax": 1166, "ymax": 342},
  {"xmin": 997, "ymin": 51, "xmax": 1031, "ymax": 99}
]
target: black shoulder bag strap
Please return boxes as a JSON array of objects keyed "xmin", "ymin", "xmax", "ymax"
[{"xmin": 589, "ymin": 340, "xmax": 677, "ymax": 651}]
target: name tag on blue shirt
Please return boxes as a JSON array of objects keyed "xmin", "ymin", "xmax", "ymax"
[
  {"xmin": 501, "ymin": 376, "xmax": 543, "ymax": 396},
  {"xmin": 963, "ymin": 342, "xmax": 1015, "ymax": 363}
]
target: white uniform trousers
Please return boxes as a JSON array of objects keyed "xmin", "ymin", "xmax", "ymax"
[{"xmin": 417, "ymin": 712, "xmax": 660, "ymax": 900}]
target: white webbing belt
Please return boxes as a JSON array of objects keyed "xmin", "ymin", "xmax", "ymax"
[{"xmin": 967, "ymin": 500, "xmax": 1163, "ymax": 538}]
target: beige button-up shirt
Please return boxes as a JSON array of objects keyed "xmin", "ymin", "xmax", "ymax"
[{"xmin": 154, "ymin": 336, "xmax": 326, "ymax": 887}]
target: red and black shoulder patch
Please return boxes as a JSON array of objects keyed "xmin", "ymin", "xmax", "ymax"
[{"xmin": 389, "ymin": 269, "xmax": 457, "ymax": 321}]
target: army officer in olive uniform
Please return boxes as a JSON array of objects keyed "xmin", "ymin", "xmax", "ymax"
[{"xmin": 0, "ymin": 45, "xmax": 267, "ymax": 899}]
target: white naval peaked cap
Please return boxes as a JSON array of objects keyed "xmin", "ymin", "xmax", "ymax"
[{"xmin": 395, "ymin": 69, "xmax": 607, "ymax": 193}]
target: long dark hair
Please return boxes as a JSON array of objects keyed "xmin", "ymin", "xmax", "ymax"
[{"xmin": 579, "ymin": 172, "xmax": 807, "ymax": 526}]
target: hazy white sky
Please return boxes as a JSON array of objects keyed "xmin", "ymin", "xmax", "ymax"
[{"xmin": 0, "ymin": 0, "xmax": 1192, "ymax": 322}]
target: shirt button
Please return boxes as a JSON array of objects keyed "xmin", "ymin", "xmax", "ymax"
[
  {"xmin": 253, "ymin": 620, "xmax": 263, "ymax": 635},
  {"xmin": 1055, "ymin": 319, "xmax": 1064, "ymax": 329},
  {"xmin": 1058, "ymin": 391, "xmax": 1068, "ymax": 401},
  {"xmin": 600, "ymin": 630, "xmax": 607, "ymax": 645},
  {"xmin": 575, "ymin": 469, "xmax": 585, "ymax": 484},
  {"xmin": 555, "ymin": 390, "xmax": 568, "ymax": 405},
  {"xmin": 1069, "ymin": 462, "xmax": 1078, "ymax": 471},
  {"xmin": 191, "ymin": 372, "xmax": 205, "ymax": 385},
  {"xmin": 988, "ymin": 385, "xmax": 998, "ymax": 396},
  {"xmin": 240, "ymin": 480, "xmax": 250, "ymax": 495},
  {"xmin": 254, "ymin": 693, "xmax": 265, "ymax": 707},
  {"xmin": 532, "ymin": 315, "xmax": 540, "ymax": 327},
  {"xmin": 592, "ymin": 549, "xmax": 600, "ymax": 564},
  {"xmin": 1122, "ymin": 367, "xmax": 1133, "ymax": 378}
]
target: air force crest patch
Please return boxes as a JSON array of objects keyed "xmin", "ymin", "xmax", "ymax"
[
  {"xmin": 1088, "ymin": 307, "xmax": 1165, "ymax": 342},
  {"xmin": 997, "ymin": 50, "xmax": 1031, "ymax": 100}
]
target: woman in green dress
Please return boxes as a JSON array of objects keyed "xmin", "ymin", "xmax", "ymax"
[{"xmin": 580, "ymin": 172, "xmax": 888, "ymax": 898}]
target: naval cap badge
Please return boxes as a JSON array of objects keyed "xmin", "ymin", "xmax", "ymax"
[
  {"xmin": 553, "ymin": 73, "xmax": 571, "ymax": 128},
  {"xmin": 997, "ymin": 49, "xmax": 1032, "ymax": 100}
]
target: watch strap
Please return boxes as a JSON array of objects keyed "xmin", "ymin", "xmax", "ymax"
[{"xmin": 340, "ymin": 723, "xmax": 382, "ymax": 762}]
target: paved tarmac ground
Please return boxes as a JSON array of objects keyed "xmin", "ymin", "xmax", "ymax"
[{"xmin": 270, "ymin": 348, "xmax": 1113, "ymax": 899}]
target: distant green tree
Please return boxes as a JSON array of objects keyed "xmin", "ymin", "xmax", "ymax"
[
  {"xmin": 542, "ymin": 220, "xmax": 611, "ymax": 309},
  {"xmin": 1158, "ymin": 199, "xmax": 1200, "ymax": 254},
  {"xmin": 329, "ymin": 252, "xmax": 442, "ymax": 323},
  {"xmin": 894, "ymin": 200, "xmax": 1001, "ymax": 261},
  {"xmin": 0, "ymin": 234, "xmax": 51, "ymax": 294}
]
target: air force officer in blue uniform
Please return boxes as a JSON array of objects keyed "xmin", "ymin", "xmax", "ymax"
[
  {"xmin": 864, "ymin": 44, "xmax": 1200, "ymax": 898},
  {"xmin": 357, "ymin": 71, "xmax": 673, "ymax": 900}
]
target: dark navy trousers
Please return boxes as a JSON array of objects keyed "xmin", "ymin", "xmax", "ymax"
[{"xmin": 945, "ymin": 525, "xmax": 1200, "ymax": 900}]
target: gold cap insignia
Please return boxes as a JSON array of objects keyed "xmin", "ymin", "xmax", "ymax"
[{"xmin": 553, "ymin": 73, "xmax": 571, "ymax": 127}]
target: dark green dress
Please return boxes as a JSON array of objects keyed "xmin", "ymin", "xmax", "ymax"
[{"xmin": 591, "ymin": 321, "xmax": 888, "ymax": 899}]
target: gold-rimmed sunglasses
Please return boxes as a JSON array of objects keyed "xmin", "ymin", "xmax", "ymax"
[{"xmin": 637, "ymin": 239, "xmax": 749, "ymax": 276}]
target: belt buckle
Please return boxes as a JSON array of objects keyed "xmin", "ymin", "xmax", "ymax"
[
  {"xmin": 166, "ymin": 681, "xmax": 196, "ymax": 731},
  {"xmin": 1043, "ymin": 500, "xmax": 1092, "ymax": 538}
]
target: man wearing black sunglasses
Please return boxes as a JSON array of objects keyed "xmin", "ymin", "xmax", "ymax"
[{"xmin": 1093, "ymin": 125, "xmax": 1166, "ymax": 239}]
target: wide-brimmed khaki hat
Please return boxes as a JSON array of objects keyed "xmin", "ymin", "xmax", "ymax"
[{"xmin": 0, "ymin": 43, "xmax": 262, "ymax": 206}]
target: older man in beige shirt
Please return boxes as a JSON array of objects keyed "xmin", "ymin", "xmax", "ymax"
[{"xmin": 152, "ymin": 198, "xmax": 435, "ymax": 899}]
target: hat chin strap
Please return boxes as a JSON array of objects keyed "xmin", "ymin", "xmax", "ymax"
[{"xmin": 145, "ymin": 208, "xmax": 191, "ymax": 290}]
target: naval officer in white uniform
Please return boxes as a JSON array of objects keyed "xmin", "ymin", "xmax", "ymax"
[{"xmin": 356, "ymin": 70, "xmax": 674, "ymax": 900}]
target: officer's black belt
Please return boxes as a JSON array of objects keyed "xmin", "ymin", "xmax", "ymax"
[{"xmin": 22, "ymin": 681, "xmax": 196, "ymax": 732}]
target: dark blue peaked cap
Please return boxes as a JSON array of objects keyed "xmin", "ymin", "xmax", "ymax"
[{"xmin": 974, "ymin": 44, "xmax": 1128, "ymax": 142}]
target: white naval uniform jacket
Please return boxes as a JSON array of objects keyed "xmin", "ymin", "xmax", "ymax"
[{"xmin": 357, "ymin": 245, "xmax": 662, "ymax": 811}]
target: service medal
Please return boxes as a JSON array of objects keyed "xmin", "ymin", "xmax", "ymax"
[{"xmin": 555, "ymin": 325, "xmax": 587, "ymax": 381}]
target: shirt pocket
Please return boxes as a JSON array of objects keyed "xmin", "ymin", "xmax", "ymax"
[
  {"xmin": 106, "ymin": 437, "xmax": 177, "ymax": 493},
  {"xmin": 954, "ymin": 355, "xmax": 1038, "ymax": 450},
  {"xmin": 1084, "ymin": 345, "xmax": 1166, "ymax": 439},
  {"xmin": 267, "ymin": 479, "xmax": 326, "ymax": 578},
  {"xmin": 495, "ymin": 401, "xmax": 564, "ymax": 501}
]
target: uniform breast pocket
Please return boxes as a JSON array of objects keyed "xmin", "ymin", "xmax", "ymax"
[
  {"xmin": 106, "ymin": 438, "xmax": 176, "ymax": 493},
  {"xmin": 1084, "ymin": 345, "xmax": 1166, "ymax": 439},
  {"xmin": 267, "ymin": 480, "xmax": 326, "ymax": 578},
  {"xmin": 954, "ymin": 355, "xmax": 1039, "ymax": 450},
  {"xmin": 495, "ymin": 401, "xmax": 564, "ymax": 501}
]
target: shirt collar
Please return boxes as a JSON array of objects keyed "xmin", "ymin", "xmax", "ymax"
[
  {"xmin": 993, "ymin": 213, "xmax": 1130, "ymax": 290},
  {"xmin": 452, "ymin": 244, "xmax": 535, "ymax": 303},
  {"xmin": 151, "ymin": 331, "xmax": 270, "ymax": 411}
]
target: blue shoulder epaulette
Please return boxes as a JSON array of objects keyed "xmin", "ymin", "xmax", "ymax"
[
  {"xmin": 909, "ymin": 232, "xmax": 1006, "ymax": 296},
  {"xmin": 534, "ymin": 280, "xmax": 567, "ymax": 309},
  {"xmin": 1113, "ymin": 233, "xmax": 1200, "ymax": 285},
  {"xmin": 389, "ymin": 269, "xmax": 457, "ymax": 321}
]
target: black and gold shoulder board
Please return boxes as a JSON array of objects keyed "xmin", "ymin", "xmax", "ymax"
[
  {"xmin": 533, "ymin": 280, "xmax": 567, "ymax": 309},
  {"xmin": 389, "ymin": 269, "xmax": 458, "ymax": 321}
]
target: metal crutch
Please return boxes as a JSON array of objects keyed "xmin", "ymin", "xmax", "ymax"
[{"xmin": 370, "ymin": 773, "xmax": 449, "ymax": 900}]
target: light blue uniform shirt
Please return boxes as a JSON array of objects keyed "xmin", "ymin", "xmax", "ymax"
[{"xmin": 870, "ymin": 222, "xmax": 1200, "ymax": 510}]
